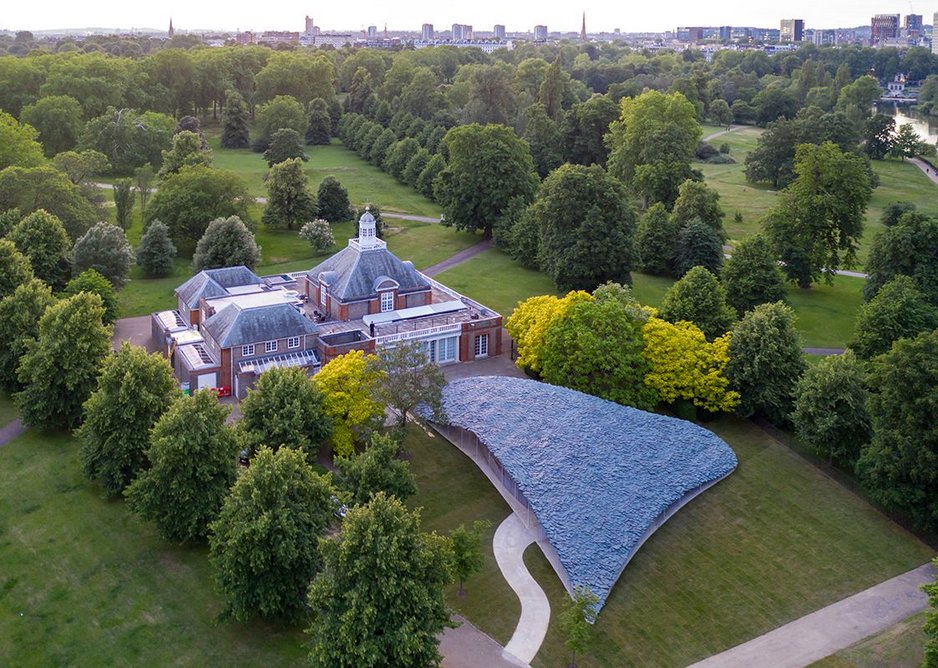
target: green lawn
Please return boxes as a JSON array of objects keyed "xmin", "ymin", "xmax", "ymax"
[
  {"xmin": 0, "ymin": 423, "xmax": 514, "ymax": 665},
  {"xmin": 810, "ymin": 612, "xmax": 927, "ymax": 668},
  {"xmin": 406, "ymin": 425, "xmax": 519, "ymax": 643},
  {"xmin": 0, "ymin": 392, "xmax": 17, "ymax": 427},
  {"xmin": 527, "ymin": 416, "xmax": 934, "ymax": 668},
  {"xmin": 786, "ymin": 276, "xmax": 864, "ymax": 348},
  {"xmin": 0, "ymin": 430, "xmax": 307, "ymax": 667}
]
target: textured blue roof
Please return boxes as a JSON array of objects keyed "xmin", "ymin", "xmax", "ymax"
[{"xmin": 428, "ymin": 376, "xmax": 737, "ymax": 610}]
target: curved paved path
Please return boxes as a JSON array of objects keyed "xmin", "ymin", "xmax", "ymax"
[
  {"xmin": 703, "ymin": 125, "xmax": 744, "ymax": 142},
  {"xmin": 910, "ymin": 157, "xmax": 938, "ymax": 185},
  {"xmin": 494, "ymin": 513, "xmax": 551, "ymax": 666},
  {"xmin": 422, "ymin": 239, "xmax": 492, "ymax": 277},
  {"xmin": 690, "ymin": 562, "xmax": 937, "ymax": 668}
]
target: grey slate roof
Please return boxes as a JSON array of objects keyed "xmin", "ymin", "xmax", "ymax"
[
  {"xmin": 421, "ymin": 376, "xmax": 738, "ymax": 612},
  {"xmin": 203, "ymin": 303, "xmax": 317, "ymax": 348},
  {"xmin": 306, "ymin": 245, "xmax": 429, "ymax": 302},
  {"xmin": 175, "ymin": 266, "xmax": 263, "ymax": 309}
]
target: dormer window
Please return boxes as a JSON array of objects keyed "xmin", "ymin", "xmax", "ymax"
[{"xmin": 380, "ymin": 291, "xmax": 394, "ymax": 312}]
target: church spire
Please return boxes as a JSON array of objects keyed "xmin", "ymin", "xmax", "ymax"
[
  {"xmin": 168, "ymin": 18, "xmax": 175, "ymax": 38},
  {"xmin": 581, "ymin": 12, "xmax": 587, "ymax": 42}
]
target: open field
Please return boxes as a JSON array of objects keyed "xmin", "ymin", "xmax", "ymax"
[
  {"xmin": 526, "ymin": 416, "xmax": 934, "ymax": 668},
  {"xmin": 810, "ymin": 612, "xmax": 927, "ymax": 668},
  {"xmin": 0, "ymin": 423, "xmax": 514, "ymax": 665}
]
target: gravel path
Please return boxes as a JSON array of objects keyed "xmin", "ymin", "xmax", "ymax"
[
  {"xmin": 689, "ymin": 562, "xmax": 937, "ymax": 668},
  {"xmin": 422, "ymin": 240, "xmax": 492, "ymax": 277}
]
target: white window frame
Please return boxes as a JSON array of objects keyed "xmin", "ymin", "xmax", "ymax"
[
  {"xmin": 380, "ymin": 290, "xmax": 394, "ymax": 312},
  {"xmin": 474, "ymin": 334, "xmax": 489, "ymax": 358},
  {"xmin": 265, "ymin": 340, "xmax": 278, "ymax": 354},
  {"xmin": 288, "ymin": 336, "xmax": 300, "ymax": 349},
  {"xmin": 241, "ymin": 344, "xmax": 255, "ymax": 357}
]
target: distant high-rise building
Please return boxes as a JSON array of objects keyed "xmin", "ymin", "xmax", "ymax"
[
  {"xmin": 719, "ymin": 26, "xmax": 733, "ymax": 41},
  {"xmin": 780, "ymin": 19, "xmax": 804, "ymax": 42},
  {"xmin": 813, "ymin": 29, "xmax": 836, "ymax": 46},
  {"xmin": 422, "ymin": 23, "xmax": 434, "ymax": 40},
  {"xmin": 494, "ymin": 24, "xmax": 506, "ymax": 40},
  {"xmin": 581, "ymin": 12, "xmax": 587, "ymax": 42},
  {"xmin": 534, "ymin": 24, "xmax": 548, "ymax": 41},
  {"xmin": 367, "ymin": 25, "xmax": 377, "ymax": 38},
  {"xmin": 304, "ymin": 15, "xmax": 314, "ymax": 36},
  {"xmin": 452, "ymin": 23, "xmax": 473, "ymax": 40},
  {"xmin": 933, "ymin": 13, "xmax": 938, "ymax": 53},
  {"xmin": 871, "ymin": 14, "xmax": 900, "ymax": 43},
  {"xmin": 168, "ymin": 18, "xmax": 175, "ymax": 38},
  {"xmin": 904, "ymin": 14, "xmax": 923, "ymax": 38}
]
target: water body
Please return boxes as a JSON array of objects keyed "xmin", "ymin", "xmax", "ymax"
[{"xmin": 877, "ymin": 103, "xmax": 938, "ymax": 144}]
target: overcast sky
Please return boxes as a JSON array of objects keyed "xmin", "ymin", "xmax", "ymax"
[{"xmin": 3, "ymin": 1, "xmax": 935, "ymax": 33}]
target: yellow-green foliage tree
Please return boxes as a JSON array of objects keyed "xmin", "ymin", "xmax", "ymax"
[
  {"xmin": 642, "ymin": 316, "xmax": 740, "ymax": 413},
  {"xmin": 314, "ymin": 350, "xmax": 386, "ymax": 457},
  {"xmin": 505, "ymin": 291, "xmax": 592, "ymax": 375}
]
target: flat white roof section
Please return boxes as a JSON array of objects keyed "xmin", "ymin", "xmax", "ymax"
[
  {"xmin": 225, "ymin": 284, "xmax": 268, "ymax": 296},
  {"xmin": 206, "ymin": 290, "xmax": 300, "ymax": 311},
  {"xmin": 362, "ymin": 300, "xmax": 466, "ymax": 327}
]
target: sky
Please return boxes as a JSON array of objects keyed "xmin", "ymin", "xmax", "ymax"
[{"xmin": 3, "ymin": 0, "xmax": 935, "ymax": 34}]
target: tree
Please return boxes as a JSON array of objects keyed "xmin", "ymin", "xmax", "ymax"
[
  {"xmin": 506, "ymin": 291, "xmax": 593, "ymax": 376},
  {"xmin": 642, "ymin": 317, "xmax": 739, "ymax": 414},
  {"xmin": 541, "ymin": 297, "xmax": 658, "ymax": 409},
  {"xmin": 307, "ymin": 493, "xmax": 455, "ymax": 668},
  {"xmin": 659, "ymin": 266, "xmax": 736, "ymax": 340},
  {"xmin": 673, "ymin": 219, "xmax": 724, "ymax": 278},
  {"xmin": 20, "ymin": 95, "xmax": 83, "ymax": 157},
  {"xmin": 368, "ymin": 341, "xmax": 446, "ymax": 434},
  {"xmin": 449, "ymin": 520, "xmax": 491, "ymax": 597},
  {"xmin": 636, "ymin": 203, "xmax": 679, "ymax": 276},
  {"xmin": 864, "ymin": 114, "xmax": 895, "ymax": 160},
  {"xmin": 559, "ymin": 586, "xmax": 599, "ymax": 668},
  {"xmin": 722, "ymin": 234, "xmax": 787, "ymax": 315},
  {"xmin": 532, "ymin": 164, "xmax": 638, "ymax": 292},
  {"xmin": 262, "ymin": 158, "xmax": 317, "ymax": 230},
  {"xmin": 851, "ymin": 276, "xmax": 938, "ymax": 359},
  {"xmin": 523, "ymin": 103, "xmax": 564, "ymax": 178},
  {"xmin": 71, "ymin": 222, "xmax": 133, "ymax": 288},
  {"xmin": 864, "ymin": 212, "xmax": 938, "ymax": 305},
  {"xmin": 725, "ymin": 302, "xmax": 805, "ymax": 426},
  {"xmin": 710, "ymin": 99, "xmax": 734, "ymax": 129},
  {"xmin": 145, "ymin": 166, "xmax": 252, "ymax": 245},
  {"xmin": 538, "ymin": 57, "xmax": 569, "ymax": 121},
  {"xmin": 306, "ymin": 98, "xmax": 332, "ymax": 146},
  {"xmin": 0, "ymin": 166, "xmax": 98, "ymax": 241},
  {"xmin": 562, "ymin": 93, "xmax": 620, "ymax": 167},
  {"xmin": 126, "ymin": 390, "xmax": 238, "ymax": 542},
  {"xmin": 314, "ymin": 350, "xmax": 386, "ymax": 458},
  {"xmin": 402, "ymin": 148, "xmax": 431, "ymax": 187},
  {"xmin": 192, "ymin": 216, "xmax": 261, "ymax": 272},
  {"xmin": 112, "ymin": 178, "xmax": 134, "ymax": 230},
  {"xmin": 347, "ymin": 67, "xmax": 376, "ymax": 115},
  {"xmin": 856, "ymin": 330, "xmax": 938, "ymax": 532},
  {"xmin": 264, "ymin": 128, "xmax": 308, "ymax": 167},
  {"xmin": 368, "ymin": 128, "xmax": 397, "ymax": 167},
  {"xmin": 334, "ymin": 433, "xmax": 416, "ymax": 506},
  {"xmin": 0, "ymin": 239, "xmax": 34, "ymax": 300},
  {"xmin": 0, "ymin": 278, "xmax": 55, "ymax": 392},
  {"xmin": 606, "ymin": 90, "xmax": 702, "ymax": 207},
  {"xmin": 792, "ymin": 351, "xmax": 870, "ymax": 466},
  {"xmin": 924, "ymin": 560, "xmax": 938, "ymax": 667},
  {"xmin": 134, "ymin": 165, "xmax": 155, "ymax": 213},
  {"xmin": 16, "ymin": 292, "xmax": 111, "ymax": 430},
  {"xmin": 416, "ymin": 153, "xmax": 446, "ymax": 200},
  {"xmin": 316, "ymin": 176, "xmax": 351, "ymax": 222},
  {"xmin": 765, "ymin": 142, "xmax": 872, "ymax": 288},
  {"xmin": 879, "ymin": 201, "xmax": 915, "ymax": 227},
  {"xmin": 384, "ymin": 139, "xmax": 421, "ymax": 181},
  {"xmin": 0, "ymin": 207, "xmax": 21, "ymax": 238},
  {"xmin": 299, "ymin": 219, "xmax": 335, "ymax": 253},
  {"xmin": 9, "ymin": 209, "xmax": 72, "ymax": 290},
  {"xmin": 255, "ymin": 52, "xmax": 336, "ymax": 107},
  {"xmin": 252, "ymin": 95, "xmax": 307, "ymax": 152},
  {"xmin": 77, "ymin": 343, "xmax": 176, "ymax": 495},
  {"xmin": 670, "ymin": 179, "xmax": 725, "ymax": 236},
  {"xmin": 435, "ymin": 124, "xmax": 539, "ymax": 239},
  {"xmin": 891, "ymin": 123, "xmax": 926, "ymax": 159},
  {"xmin": 135, "ymin": 220, "xmax": 177, "ymax": 278},
  {"xmin": 209, "ymin": 446, "xmax": 335, "ymax": 621},
  {"xmin": 63, "ymin": 269, "xmax": 117, "ymax": 323},
  {"xmin": 221, "ymin": 90, "xmax": 250, "ymax": 149},
  {"xmin": 0, "ymin": 110, "xmax": 44, "ymax": 171},
  {"xmin": 239, "ymin": 366, "xmax": 333, "ymax": 460},
  {"xmin": 158, "ymin": 130, "xmax": 212, "ymax": 178},
  {"xmin": 78, "ymin": 108, "xmax": 175, "ymax": 175}
]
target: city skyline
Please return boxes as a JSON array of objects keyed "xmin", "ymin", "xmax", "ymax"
[{"xmin": 2, "ymin": 1, "xmax": 936, "ymax": 34}]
